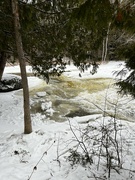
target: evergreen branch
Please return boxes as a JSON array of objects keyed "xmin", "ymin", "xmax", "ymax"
[{"xmin": 19, "ymin": 0, "xmax": 77, "ymax": 15}]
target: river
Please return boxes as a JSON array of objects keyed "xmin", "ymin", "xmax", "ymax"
[{"xmin": 29, "ymin": 75, "xmax": 135, "ymax": 122}]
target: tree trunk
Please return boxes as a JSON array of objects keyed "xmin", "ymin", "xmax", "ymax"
[
  {"xmin": 0, "ymin": 52, "xmax": 6, "ymax": 81},
  {"xmin": 11, "ymin": 0, "xmax": 32, "ymax": 134},
  {"xmin": 102, "ymin": 22, "xmax": 111, "ymax": 63}
]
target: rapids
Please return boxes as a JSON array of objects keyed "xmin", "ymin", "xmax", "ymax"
[{"xmin": 29, "ymin": 75, "xmax": 135, "ymax": 122}]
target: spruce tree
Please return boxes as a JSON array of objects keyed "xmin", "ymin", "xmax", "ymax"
[
  {"xmin": 0, "ymin": 0, "xmax": 15, "ymax": 80},
  {"xmin": 25, "ymin": 0, "xmax": 101, "ymax": 79},
  {"xmin": 73, "ymin": 0, "xmax": 135, "ymax": 97},
  {"xmin": 113, "ymin": 0, "xmax": 135, "ymax": 97}
]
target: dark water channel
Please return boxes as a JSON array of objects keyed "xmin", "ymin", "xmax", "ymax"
[{"xmin": 30, "ymin": 75, "xmax": 113, "ymax": 122}]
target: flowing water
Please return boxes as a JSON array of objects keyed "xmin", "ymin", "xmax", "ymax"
[
  {"xmin": 16, "ymin": 74, "xmax": 135, "ymax": 122},
  {"xmin": 29, "ymin": 75, "xmax": 135, "ymax": 122}
]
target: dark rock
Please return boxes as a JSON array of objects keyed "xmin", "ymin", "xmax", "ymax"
[
  {"xmin": 65, "ymin": 109, "xmax": 92, "ymax": 118},
  {"xmin": 0, "ymin": 74, "xmax": 22, "ymax": 92}
]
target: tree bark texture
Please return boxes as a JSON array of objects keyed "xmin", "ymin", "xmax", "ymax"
[
  {"xmin": 11, "ymin": 0, "xmax": 32, "ymax": 134},
  {"xmin": 0, "ymin": 52, "xmax": 6, "ymax": 81}
]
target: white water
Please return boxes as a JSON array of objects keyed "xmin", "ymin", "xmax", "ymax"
[{"xmin": 30, "ymin": 75, "xmax": 135, "ymax": 122}]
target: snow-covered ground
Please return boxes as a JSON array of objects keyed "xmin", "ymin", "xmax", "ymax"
[{"xmin": 0, "ymin": 61, "xmax": 135, "ymax": 180}]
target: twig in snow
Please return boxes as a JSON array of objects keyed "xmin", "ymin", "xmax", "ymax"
[{"xmin": 27, "ymin": 140, "xmax": 55, "ymax": 180}]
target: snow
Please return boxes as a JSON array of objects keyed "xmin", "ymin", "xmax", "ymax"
[
  {"xmin": 2, "ymin": 73, "xmax": 21, "ymax": 80},
  {"xmin": 64, "ymin": 61, "xmax": 125, "ymax": 79},
  {"xmin": 4, "ymin": 65, "xmax": 32, "ymax": 74},
  {"xmin": 36, "ymin": 92, "xmax": 46, "ymax": 97},
  {"xmin": 0, "ymin": 61, "xmax": 135, "ymax": 180}
]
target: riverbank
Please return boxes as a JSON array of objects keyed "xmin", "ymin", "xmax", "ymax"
[{"xmin": 0, "ymin": 61, "xmax": 135, "ymax": 180}]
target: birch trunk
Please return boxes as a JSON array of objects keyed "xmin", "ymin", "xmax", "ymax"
[{"xmin": 102, "ymin": 22, "xmax": 111, "ymax": 63}]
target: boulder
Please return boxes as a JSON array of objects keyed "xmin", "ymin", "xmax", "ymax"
[{"xmin": 0, "ymin": 74, "xmax": 22, "ymax": 92}]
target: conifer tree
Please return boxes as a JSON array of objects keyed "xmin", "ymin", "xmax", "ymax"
[
  {"xmin": 22, "ymin": 0, "xmax": 101, "ymax": 79},
  {"xmin": 113, "ymin": 0, "xmax": 135, "ymax": 97},
  {"xmin": 0, "ymin": 0, "xmax": 14, "ymax": 80},
  {"xmin": 75, "ymin": 0, "xmax": 135, "ymax": 97}
]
